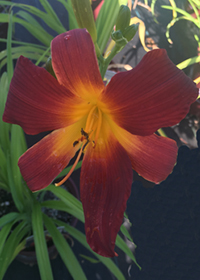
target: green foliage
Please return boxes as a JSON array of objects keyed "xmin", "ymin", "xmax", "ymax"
[
  {"xmin": 96, "ymin": 0, "xmax": 120, "ymax": 52},
  {"xmin": 151, "ymin": 0, "xmax": 200, "ymax": 70}
]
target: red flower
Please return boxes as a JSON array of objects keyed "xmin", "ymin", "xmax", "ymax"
[{"xmin": 3, "ymin": 29, "xmax": 198, "ymax": 257}]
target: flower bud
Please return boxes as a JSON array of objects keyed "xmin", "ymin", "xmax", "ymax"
[
  {"xmin": 111, "ymin": 30, "xmax": 128, "ymax": 47},
  {"xmin": 71, "ymin": 0, "xmax": 97, "ymax": 43},
  {"xmin": 123, "ymin": 24, "xmax": 138, "ymax": 42},
  {"xmin": 115, "ymin": 5, "xmax": 131, "ymax": 33}
]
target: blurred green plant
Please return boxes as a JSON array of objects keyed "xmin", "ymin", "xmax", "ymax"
[
  {"xmin": 150, "ymin": 0, "xmax": 200, "ymax": 70},
  {"xmin": 0, "ymin": 0, "xmax": 141, "ymax": 279}
]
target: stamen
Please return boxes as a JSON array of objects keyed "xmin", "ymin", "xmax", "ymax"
[
  {"xmin": 81, "ymin": 128, "xmax": 89, "ymax": 140},
  {"xmin": 55, "ymin": 143, "xmax": 84, "ymax": 187},
  {"xmin": 73, "ymin": 140, "xmax": 79, "ymax": 147},
  {"xmin": 85, "ymin": 105, "xmax": 97, "ymax": 132},
  {"xmin": 94, "ymin": 108, "xmax": 102, "ymax": 147}
]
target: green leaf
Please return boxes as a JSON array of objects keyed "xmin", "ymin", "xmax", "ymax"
[
  {"xmin": 43, "ymin": 215, "xmax": 87, "ymax": 280},
  {"xmin": 11, "ymin": 239, "xmax": 26, "ymax": 263},
  {"xmin": 7, "ymin": 11, "xmax": 13, "ymax": 84},
  {"xmin": 57, "ymin": 0, "xmax": 79, "ymax": 30},
  {"xmin": 0, "ymin": 38, "xmax": 47, "ymax": 48},
  {"xmin": 35, "ymin": 46, "xmax": 50, "ymax": 66},
  {"xmin": 55, "ymin": 220, "xmax": 126, "ymax": 280},
  {"xmin": 0, "ymin": 146, "xmax": 8, "ymax": 184},
  {"xmin": 188, "ymin": 0, "xmax": 200, "ymax": 24},
  {"xmin": 0, "ymin": 1, "xmax": 66, "ymax": 34},
  {"xmin": 0, "ymin": 214, "xmax": 28, "ymax": 256},
  {"xmin": 118, "ymin": 0, "xmax": 128, "ymax": 5},
  {"xmin": 116, "ymin": 235, "xmax": 141, "ymax": 269},
  {"xmin": 6, "ymin": 153, "xmax": 24, "ymax": 211},
  {"xmin": 161, "ymin": 5, "xmax": 200, "ymax": 27},
  {"xmin": 38, "ymin": 0, "xmax": 63, "ymax": 26},
  {"xmin": 10, "ymin": 125, "xmax": 27, "ymax": 191},
  {"xmin": 0, "ymin": 182, "xmax": 8, "ymax": 191},
  {"xmin": 96, "ymin": 0, "xmax": 120, "ymax": 52},
  {"xmin": 0, "ymin": 45, "xmax": 47, "ymax": 62},
  {"xmin": 19, "ymin": 5, "xmax": 65, "ymax": 34},
  {"xmin": 151, "ymin": 0, "xmax": 159, "ymax": 23},
  {"xmin": 120, "ymin": 223, "xmax": 133, "ymax": 242},
  {"xmin": 41, "ymin": 199, "xmax": 74, "ymax": 212},
  {"xmin": 16, "ymin": 10, "xmax": 44, "ymax": 29},
  {"xmin": 165, "ymin": 16, "xmax": 187, "ymax": 44},
  {"xmin": 32, "ymin": 201, "xmax": 54, "ymax": 280},
  {"xmin": 192, "ymin": 0, "xmax": 200, "ymax": 8},
  {"xmin": 0, "ymin": 221, "xmax": 15, "ymax": 255},
  {"xmin": 79, "ymin": 254, "xmax": 100, "ymax": 264},
  {"xmin": 0, "ymin": 13, "xmax": 53, "ymax": 46},
  {"xmin": 0, "ymin": 221, "xmax": 29, "ymax": 280},
  {"xmin": 0, "ymin": 52, "xmax": 49, "ymax": 70},
  {"xmin": 176, "ymin": 55, "xmax": 200, "ymax": 70},
  {"xmin": 0, "ymin": 72, "xmax": 11, "ymax": 153},
  {"xmin": 46, "ymin": 185, "xmax": 84, "ymax": 222},
  {"xmin": 41, "ymin": 199, "xmax": 81, "ymax": 227},
  {"xmin": 0, "ymin": 212, "xmax": 19, "ymax": 228}
]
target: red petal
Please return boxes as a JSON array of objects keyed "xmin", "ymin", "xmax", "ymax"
[
  {"xmin": 114, "ymin": 124, "xmax": 178, "ymax": 183},
  {"xmin": 80, "ymin": 120, "xmax": 133, "ymax": 257},
  {"xmin": 101, "ymin": 49, "xmax": 198, "ymax": 136},
  {"xmin": 3, "ymin": 56, "xmax": 87, "ymax": 135},
  {"xmin": 51, "ymin": 29, "xmax": 105, "ymax": 101},
  {"xmin": 18, "ymin": 120, "xmax": 84, "ymax": 191}
]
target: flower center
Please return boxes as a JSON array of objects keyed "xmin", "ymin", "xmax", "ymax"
[
  {"xmin": 55, "ymin": 105, "xmax": 102, "ymax": 187},
  {"xmin": 75, "ymin": 105, "xmax": 102, "ymax": 150}
]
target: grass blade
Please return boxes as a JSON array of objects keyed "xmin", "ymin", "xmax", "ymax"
[
  {"xmin": 46, "ymin": 184, "xmax": 84, "ymax": 222},
  {"xmin": 177, "ymin": 55, "xmax": 200, "ymax": 70},
  {"xmin": 0, "ymin": 13, "xmax": 53, "ymax": 46},
  {"xmin": 0, "ymin": 72, "xmax": 10, "ymax": 153},
  {"xmin": 43, "ymin": 215, "xmax": 87, "ymax": 280},
  {"xmin": 32, "ymin": 201, "xmax": 54, "ymax": 280},
  {"xmin": 6, "ymin": 10, "xmax": 13, "ymax": 83},
  {"xmin": 0, "ymin": 221, "xmax": 29, "ymax": 280},
  {"xmin": 38, "ymin": 0, "xmax": 63, "ymax": 26},
  {"xmin": 55, "ymin": 219, "xmax": 126, "ymax": 280},
  {"xmin": 96, "ymin": 0, "xmax": 120, "ymax": 52},
  {"xmin": 57, "ymin": 0, "xmax": 79, "ymax": 30},
  {"xmin": 0, "ymin": 212, "xmax": 19, "ymax": 227}
]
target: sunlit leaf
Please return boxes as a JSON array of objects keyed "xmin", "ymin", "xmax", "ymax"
[
  {"xmin": 130, "ymin": 17, "xmax": 150, "ymax": 52},
  {"xmin": 177, "ymin": 55, "xmax": 200, "ymax": 70},
  {"xmin": 96, "ymin": 0, "xmax": 120, "ymax": 52}
]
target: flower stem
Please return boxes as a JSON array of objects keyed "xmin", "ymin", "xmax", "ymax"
[{"xmin": 100, "ymin": 43, "xmax": 120, "ymax": 79}]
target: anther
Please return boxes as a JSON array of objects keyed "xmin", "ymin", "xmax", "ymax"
[{"xmin": 73, "ymin": 140, "xmax": 79, "ymax": 147}]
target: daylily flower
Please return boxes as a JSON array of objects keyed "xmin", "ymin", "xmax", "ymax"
[{"xmin": 3, "ymin": 29, "xmax": 198, "ymax": 257}]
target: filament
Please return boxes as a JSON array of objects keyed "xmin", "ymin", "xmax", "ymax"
[
  {"xmin": 55, "ymin": 143, "xmax": 84, "ymax": 187},
  {"xmin": 85, "ymin": 105, "xmax": 97, "ymax": 132},
  {"xmin": 94, "ymin": 108, "xmax": 102, "ymax": 146}
]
